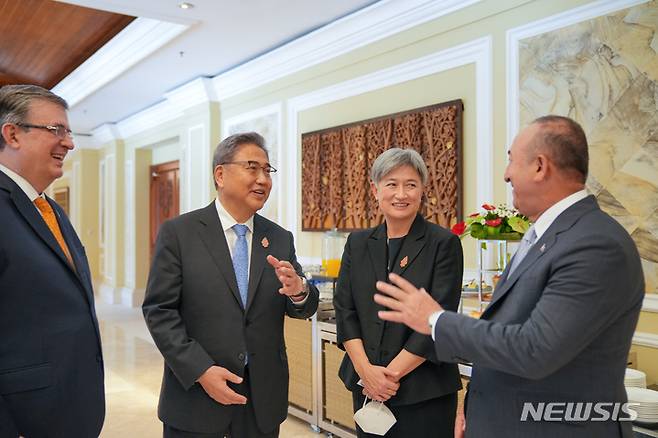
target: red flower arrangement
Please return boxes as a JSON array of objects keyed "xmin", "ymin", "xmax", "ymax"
[{"xmin": 451, "ymin": 204, "xmax": 530, "ymax": 240}]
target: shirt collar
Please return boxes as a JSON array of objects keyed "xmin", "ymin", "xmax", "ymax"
[
  {"xmin": 214, "ymin": 197, "xmax": 254, "ymax": 234},
  {"xmin": 533, "ymin": 189, "xmax": 589, "ymax": 240},
  {"xmin": 0, "ymin": 162, "xmax": 41, "ymax": 202}
]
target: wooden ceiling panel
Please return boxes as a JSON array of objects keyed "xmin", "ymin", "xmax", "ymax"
[{"xmin": 0, "ymin": 0, "xmax": 135, "ymax": 89}]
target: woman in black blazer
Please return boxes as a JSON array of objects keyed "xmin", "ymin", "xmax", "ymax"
[{"xmin": 334, "ymin": 148, "xmax": 463, "ymax": 437}]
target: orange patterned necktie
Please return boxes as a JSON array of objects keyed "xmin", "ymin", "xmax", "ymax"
[{"xmin": 33, "ymin": 197, "xmax": 74, "ymax": 267}]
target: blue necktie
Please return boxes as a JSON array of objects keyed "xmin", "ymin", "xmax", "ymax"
[
  {"xmin": 507, "ymin": 226, "xmax": 537, "ymax": 277},
  {"xmin": 232, "ymin": 224, "xmax": 249, "ymax": 308}
]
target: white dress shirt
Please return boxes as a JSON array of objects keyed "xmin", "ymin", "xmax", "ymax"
[
  {"xmin": 531, "ymin": 189, "xmax": 588, "ymax": 241},
  {"xmin": 0, "ymin": 162, "xmax": 41, "ymax": 202},
  {"xmin": 430, "ymin": 189, "xmax": 590, "ymax": 340}
]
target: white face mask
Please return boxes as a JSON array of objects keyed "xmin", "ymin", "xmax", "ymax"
[{"xmin": 353, "ymin": 397, "xmax": 397, "ymax": 436}]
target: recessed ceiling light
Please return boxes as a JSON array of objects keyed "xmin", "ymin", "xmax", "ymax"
[{"xmin": 178, "ymin": 2, "xmax": 194, "ymax": 9}]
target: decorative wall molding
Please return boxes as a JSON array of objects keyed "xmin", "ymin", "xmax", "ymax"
[
  {"xmin": 71, "ymin": 134, "xmax": 99, "ymax": 150},
  {"xmin": 93, "ymin": 123, "xmax": 122, "ymax": 144},
  {"xmin": 200, "ymin": 125, "xmax": 211, "ymax": 207},
  {"xmin": 644, "ymin": 294, "xmax": 658, "ymax": 313},
  {"xmin": 181, "ymin": 131, "xmax": 193, "ymax": 214},
  {"xmin": 164, "ymin": 77, "xmax": 218, "ymax": 112},
  {"xmin": 70, "ymin": 162, "xmax": 80, "ymax": 230},
  {"xmin": 104, "ymin": 153, "xmax": 115, "ymax": 284},
  {"xmin": 124, "ymin": 159, "xmax": 135, "ymax": 288},
  {"xmin": 53, "ymin": 18, "xmax": 190, "ymax": 107},
  {"xmin": 222, "ymin": 103, "xmax": 283, "ymax": 135},
  {"xmin": 180, "ymin": 124, "xmax": 207, "ymax": 213},
  {"xmin": 91, "ymin": 77, "xmax": 214, "ymax": 146},
  {"xmin": 223, "ymin": 102, "xmax": 283, "ymax": 224},
  {"xmin": 98, "ymin": 283, "xmax": 121, "ymax": 305},
  {"xmin": 212, "ymin": 0, "xmax": 482, "ymax": 100},
  {"xmin": 98, "ymin": 158, "xmax": 106, "ymax": 260},
  {"xmin": 84, "ymin": 0, "xmax": 482, "ymax": 148},
  {"xmin": 505, "ymin": 0, "xmax": 650, "ymax": 203},
  {"xmin": 286, "ymin": 36, "xmax": 493, "ymax": 239},
  {"xmin": 633, "ymin": 331, "xmax": 658, "ymax": 349},
  {"xmin": 120, "ymin": 287, "xmax": 146, "ymax": 308},
  {"xmin": 115, "ymin": 100, "xmax": 184, "ymax": 141}
]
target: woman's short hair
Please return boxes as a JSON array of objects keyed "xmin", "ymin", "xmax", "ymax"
[{"xmin": 370, "ymin": 147, "xmax": 428, "ymax": 185}]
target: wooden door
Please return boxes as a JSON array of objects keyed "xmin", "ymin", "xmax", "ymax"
[{"xmin": 150, "ymin": 161, "xmax": 180, "ymax": 257}]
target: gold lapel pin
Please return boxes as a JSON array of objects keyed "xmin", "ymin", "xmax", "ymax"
[
  {"xmin": 400, "ymin": 256, "xmax": 408, "ymax": 268},
  {"xmin": 261, "ymin": 237, "xmax": 269, "ymax": 248}
]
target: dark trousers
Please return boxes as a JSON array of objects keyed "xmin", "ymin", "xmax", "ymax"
[
  {"xmin": 164, "ymin": 367, "xmax": 280, "ymax": 438},
  {"xmin": 352, "ymin": 391, "xmax": 457, "ymax": 438},
  {"xmin": 0, "ymin": 398, "xmax": 19, "ymax": 438}
]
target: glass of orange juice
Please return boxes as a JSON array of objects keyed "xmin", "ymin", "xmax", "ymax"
[
  {"xmin": 322, "ymin": 229, "xmax": 347, "ymax": 278},
  {"xmin": 325, "ymin": 259, "xmax": 341, "ymax": 277}
]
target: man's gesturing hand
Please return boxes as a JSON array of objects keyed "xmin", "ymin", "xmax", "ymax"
[
  {"xmin": 197, "ymin": 366, "xmax": 247, "ymax": 405},
  {"xmin": 374, "ymin": 273, "xmax": 442, "ymax": 335},
  {"xmin": 266, "ymin": 255, "xmax": 304, "ymax": 298}
]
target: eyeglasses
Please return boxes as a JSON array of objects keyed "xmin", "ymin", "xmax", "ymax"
[
  {"xmin": 16, "ymin": 123, "xmax": 73, "ymax": 139},
  {"xmin": 221, "ymin": 160, "xmax": 277, "ymax": 176}
]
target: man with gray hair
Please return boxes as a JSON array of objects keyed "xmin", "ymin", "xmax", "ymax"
[
  {"xmin": 144, "ymin": 132, "xmax": 319, "ymax": 437},
  {"xmin": 0, "ymin": 84, "xmax": 105, "ymax": 437}
]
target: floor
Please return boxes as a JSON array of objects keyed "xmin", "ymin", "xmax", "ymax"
[{"xmin": 96, "ymin": 300, "xmax": 321, "ymax": 437}]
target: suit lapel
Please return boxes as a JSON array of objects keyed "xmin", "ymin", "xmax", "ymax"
[
  {"xmin": 197, "ymin": 204, "xmax": 243, "ymax": 309},
  {"xmin": 367, "ymin": 224, "xmax": 388, "ymax": 319},
  {"xmin": 246, "ymin": 215, "xmax": 270, "ymax": 313},
  {"xmin": 483, "ymin": 196, "xmax": 598, "ymax": 316},
  {"xmin": 390, "ymin": 214, "xmax": 427, "ymax": 276},
  {"xmin": 484, "ymin": 234, "xmax": 555, "ymax": 312},
  {"xmin": 10, "ymin": 189, "xmax": 70, "ymax": 267},
  {"xmin": 0, "ymin": 173, "xmax": 93, "ymax": 305},
  {"xmin": 367, "ymin": 224, "xmax": 388, "ymax": 284},
  {"xmin": 365, "ymin": 223, "xmax": 388, "ymax": 344},
  {"xmin": 49, "ymin": 196, "xmax": 94, "ymax": 297}
]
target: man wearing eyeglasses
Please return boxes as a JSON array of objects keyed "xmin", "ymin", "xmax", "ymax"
[
  {"xmin": 143, "ymin": 132, "xmax": 319, "ymax": 437},
  {"xmin": 0, "ymin": 84, "xmax": 105, "ymax": 437}
]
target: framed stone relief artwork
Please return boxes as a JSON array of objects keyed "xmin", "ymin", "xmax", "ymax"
[
  {"xmin": 223, "ymin": 104, "xmax": 282, "ymax": 223},
  {"xmin": 518, "ymin": 1, "xmax": 658, "ymax": 293},
  {"xmin": 301, "ymin": 100, "xmax": 463, "ymax": 231}
]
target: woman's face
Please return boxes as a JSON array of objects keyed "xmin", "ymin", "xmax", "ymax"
[{"xmin": 371, "ymin": 164, "xmax": 424, "ymax": 224}]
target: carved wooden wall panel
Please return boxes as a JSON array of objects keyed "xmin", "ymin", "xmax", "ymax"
[
  {"xmin": 302, "ymin": 100, "xmax": 462, "ymax": 231},
  {"xmin": 365, "ymin": 119, "xmax": 392, "ymax": 227},
  {"xmin": 342, "ymin": 126, "xmax": 368, "ymax": 229},
  {"xmin": 421, "ymin": 106, "xmax": 460, "ymax": 227},
  {"xmin": 392, "ymin": 113, "xmax": 423, "ymax": 153},
  {"xmin": 302, "ymin": 135, "xmax": 322, "ymax": 229},
  {"xmin": 320, "ymin": 131, "xmax": 344, "ymax": 229}
]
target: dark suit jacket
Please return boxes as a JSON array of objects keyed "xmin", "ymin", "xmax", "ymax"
[
  {"xmin": 0, "ymin": 170, "xmax": 105, "ymax": 438},
  {"xmin": 142, "ymin": 203, "xmax": 319, "ymax": 434},
  {"xmin": 434, "ymin": 196, "xmax": 644, "ymax": 438},
  {"xmin": 334, "ymin": 214, "xmax": 463, "ymax": 406}
]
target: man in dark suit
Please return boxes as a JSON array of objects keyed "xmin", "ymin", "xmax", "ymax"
[
  {"xmin": 143, "ymin": 132, "xmax": 319, "ymax": 437},
  {"xmin": 0, "ymin": 84, "xmax": 105, "ymax": 437},
  {"xmin": 374, "ymin": 115, "xmax": 644, "ymax": 438}
]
